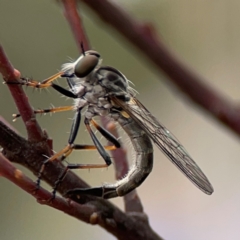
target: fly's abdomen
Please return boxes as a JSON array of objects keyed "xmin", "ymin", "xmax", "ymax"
[{"xmin": 115, "ymin": 115, "xmax": 153, "ymax": 196}]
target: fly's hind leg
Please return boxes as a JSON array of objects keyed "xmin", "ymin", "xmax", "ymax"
[
  {"xmin": 64, "ymin": 119, "xmax": 123, "ymax": 199},
  {"xmin": 65, "ymin": 186, "xmax": 119, "ymax": 199}
]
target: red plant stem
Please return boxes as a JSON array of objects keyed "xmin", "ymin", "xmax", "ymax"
[
  {"xmin": 62, "ymin": 0, "xmax": 90, "ymax": 51},
  {"xmin": 0, "ymin": 151, "xmax": 162, "ymax": 240},
  {"xmin": 82, "ymin": 0, "xmax": 240, "ymax": 137},
  {"xmin": 0, "ymin": 153, "xmax": 101, "ymax": 224},
  {"xmin": 0, "ymin": 45, "xmax": 44, "ymax": 141},
  {"xmin": 0, "ymin": 46, "xmax": 20, "ymax": 80}
]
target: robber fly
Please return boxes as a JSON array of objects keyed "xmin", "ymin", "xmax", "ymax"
[{"xmin": 8, "ymin": 49, "xmax": 214, "ymax": 199}]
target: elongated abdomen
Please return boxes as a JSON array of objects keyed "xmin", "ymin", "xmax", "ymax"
[{"xmin": 114, "ymin": 115, "xmax": 153, "ymax": 196}]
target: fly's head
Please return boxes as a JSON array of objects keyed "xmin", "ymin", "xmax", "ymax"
[
  {"xmin": 61, "ymin": 50, "xmax": 101, "ymax": 80},
  {"xmin": 61, "ymin": 50, "xmax": 135, "ymax": 102}
]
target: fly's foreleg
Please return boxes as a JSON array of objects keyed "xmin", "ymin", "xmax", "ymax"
[
  {"xmin": 6, "ymin": 71, "xmax": 78, "ymax": 97},
  {"xmin": 5, "ymin": 72, "xmax": 63, "ymax": 88},
  {"xmin": 7, "ymin": 72, "xmax": 78, "ymax": 121}
]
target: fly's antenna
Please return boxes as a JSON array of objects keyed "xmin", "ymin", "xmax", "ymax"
[{"xmin": 81, "ymin": 42, "xmax": 86, "ymax": 56}]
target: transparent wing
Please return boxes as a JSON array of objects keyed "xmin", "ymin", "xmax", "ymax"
[{"xmin": 112, "ymin": 96, "xmax": 213, "ymax": 195}]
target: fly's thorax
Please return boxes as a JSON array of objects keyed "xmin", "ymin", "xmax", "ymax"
[
  {"xmin": 96, "ymin": 66, "xmax": 129, "ymax": 95},
  {"xmin": 108, "ymin": 111, "xmax": 121, "ymax": 121},
  {"xmin": 83, "ymin": 87, "xmax": 114, "ymax": 119},
  {"xmin": 74, "ymin": 98, "xmax": 87, "ymax": 109},
  {"xmin": 74, "ymin": 84, "xmax": 85, "ymax": 97},
  {"xmin": 85, "ymin": 103, "xmax": 112, "ymax": 119},
  {"xmin": 80, "ymin": 80, "xmax": 107, "ymax": 105}
]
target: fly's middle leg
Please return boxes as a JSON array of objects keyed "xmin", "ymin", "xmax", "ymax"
[
  {"xmin": 42, "ymin": 112, "xmax": 121, "ymax": 200},
  {"xmin": 12, "ymin": 105, "xmax": 75, "ymax": 121}
]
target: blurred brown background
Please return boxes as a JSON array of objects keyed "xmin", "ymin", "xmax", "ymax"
[{"xmin": 1, "ymin": 0, "xmax": 240, "ymax": 239}]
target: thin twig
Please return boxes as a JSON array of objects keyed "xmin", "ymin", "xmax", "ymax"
[{"xmin": 62, "ymin": 0, "xmax": 90, "ymax": 50}]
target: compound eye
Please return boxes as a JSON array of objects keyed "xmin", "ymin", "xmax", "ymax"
[{"xmin": 74, "ymin": 53, "xmax": 100, "ymax": 78}]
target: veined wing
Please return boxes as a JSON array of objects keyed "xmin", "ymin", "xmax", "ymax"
[{"xmin": 111, "ymin": 96, "xmax": 213, "ymax": 195}]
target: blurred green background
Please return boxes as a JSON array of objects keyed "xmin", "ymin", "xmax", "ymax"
[{"xmin": 1, "ymin": 0, "xmax": 240, "ymax": 239}]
